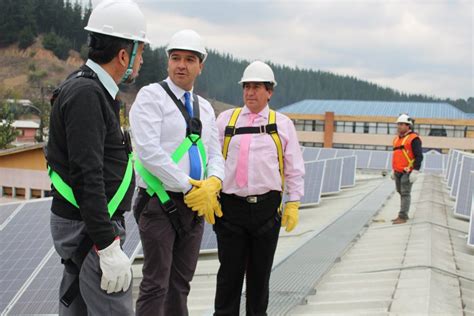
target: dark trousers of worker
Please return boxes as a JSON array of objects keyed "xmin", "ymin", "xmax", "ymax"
[
  {"xmin": 135, "ymin": 192, "xmax": 204, "ymax": 316},
  {"xmin": 50, "ymin": 213, "xmax": 134, "ymax": 316},
  {"xmin": 395, "ymin": 171, "xmax": 413, "ymax": 219},
  {"xmin": 214, "ymin": 191, "xmax": 281, "ymax": 316}
]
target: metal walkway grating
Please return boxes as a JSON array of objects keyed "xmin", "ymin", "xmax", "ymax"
[{"xmin": 259, "ymin": 179, "xmax": 395, "ymax": 315}]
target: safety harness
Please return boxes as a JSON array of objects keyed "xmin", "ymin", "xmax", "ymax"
[
  {"xmin": 134, "ymin": 81, "xmax": 207, "ymax": 237},
  {"xmin": 220, "ymin": 108, "xmax": 285, "ymax": 236},
  {"xmin": 223, "ymin": 108, "xmax": 284, "ymax": 188},
  {"xmin": 47, "ymin": 70, "xmax": 135, "ymax": 307},
  {"xmin": 393, "ymin": 133, "xmax": 415, "ymax": 169}
]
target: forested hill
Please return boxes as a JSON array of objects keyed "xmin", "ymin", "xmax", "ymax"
[
  {"xmin": 135, "ymin": 47, "xmax": 463, "ymax": 110},
  {"xmin": 1, "ymin": 0, "xmax": 473, "ymax": 112}
]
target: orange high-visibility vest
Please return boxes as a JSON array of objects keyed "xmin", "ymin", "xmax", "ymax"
[{"xmin": 392, "ymin": 132, "xmax": 419, "ymax": 173}]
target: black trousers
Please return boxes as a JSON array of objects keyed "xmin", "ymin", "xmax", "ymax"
[{"xmin": 214, "ymin": 191, "xmax": 281, "ymax": 316}]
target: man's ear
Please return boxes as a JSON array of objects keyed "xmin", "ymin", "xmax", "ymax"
[
  {"xmin": 198, "ymin": 61, "xmax": 205, "ymax": 75},
  {"xmin": 118, "ymin": 48, "xmax": 129, "ymax": 67}
]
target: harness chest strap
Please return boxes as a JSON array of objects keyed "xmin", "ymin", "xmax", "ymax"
[
  {"xmin": 393, "ymin": 134, "xmax": 415, "ymax": 168},
  {"xmin": 222, "ymin": 108, "xmax": 285, "ymax": 190},
  {"xmin": 134, "ymin": 133, "xmax": 207, "ymax": 203}
]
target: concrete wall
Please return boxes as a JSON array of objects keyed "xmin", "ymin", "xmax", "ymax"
[{"xmin": 0, "ymin": 168, "xmax": 50, "ymax": 199}]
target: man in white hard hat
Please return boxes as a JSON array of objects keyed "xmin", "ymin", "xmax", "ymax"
[
  {"xmin": 130, "ymin": 29, "xmax": 224, "ymax": 315},
  {"xmin": 46, "ymin": 1, "xmax": 149, "ymax": 315},
  {"xmin": 214, "ymin": 61, "xmax": 305, "ymax": 315},
  {"xmin": 391, "ymin": 113, "xmax": 423, "ymax": 224}
]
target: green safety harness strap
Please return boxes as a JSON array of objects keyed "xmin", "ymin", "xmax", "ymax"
[
  {"xmin": 134, "ymin": 133, "xmax": 207, "ymax": 204},
  {"xmin": 48, "ymin": 152, "xmax": 134, "ymax": 218}
]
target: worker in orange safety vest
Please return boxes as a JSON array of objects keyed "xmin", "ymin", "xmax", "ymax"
[{"xmin": 391, "ymin": 114, "xmax": 423, "ymax": 224}]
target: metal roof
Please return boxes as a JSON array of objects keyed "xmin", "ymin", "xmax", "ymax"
[{"xmin": 279, "ymin": 100, "xmax": 472, "ymax": 120}]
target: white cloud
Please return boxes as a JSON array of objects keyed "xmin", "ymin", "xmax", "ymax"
[{"xmin": 92, "ymin": 0, "xmax": 473, "ymax": 99}]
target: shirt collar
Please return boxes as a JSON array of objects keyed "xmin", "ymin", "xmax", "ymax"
[
  {"xmin": 165, "ymin": 77, "xmax": 194, "ymax": 102},
  {"xmin": 242, "ymin": 104, "xmax": 270, "ymax": 119},
  {"xmin": 85, "ymin": 59, "xmax": 119, "ymax": 99}
]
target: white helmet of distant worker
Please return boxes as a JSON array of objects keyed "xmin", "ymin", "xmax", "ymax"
[
  {"xmin": 166, "ymin": 29, "xmax": 208, "ymax": 62},
  {"xmin": 396, "ymin": 114, "xmax": 414, "ymax": 126},
  {"xmin": 239, "ymin": 61, "xmax": 277, "ymax": 87},
  {"xmin": 84, "ymin": 0, "xmax": 150, "ymax": 44}
]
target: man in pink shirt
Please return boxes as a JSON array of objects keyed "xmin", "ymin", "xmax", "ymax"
[{"xmin": 214, "ymin": 61, "xmax": 305, "ymax": 315}]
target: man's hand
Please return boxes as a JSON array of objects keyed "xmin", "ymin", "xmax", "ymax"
[
  {"xmin": 281, "ymin": 201, "xmax": 300, "ymax": 232},
  {"xmin": 390, "ymin": 170, "xmax": 395, "ymax": 180},
  {"xmin": 184, "ymin": 176, "xmax": 222, "ymax": 224},
  {"xmin": 97, "ymin": 238, "xmax": 132, "ymax": 294},
  {"xmin": 409, "ymin": 170, "xmax": 419, "ymax": 183}
]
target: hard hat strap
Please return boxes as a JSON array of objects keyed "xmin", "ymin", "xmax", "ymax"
[{"xmin": 121, "ymin": 40, "xmax": 139, "ymax": 84}]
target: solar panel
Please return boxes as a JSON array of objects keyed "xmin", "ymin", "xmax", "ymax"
[
  {"xmin": 444, "ymin": 150, "xmax": 453, "ymax": 180},
  {"xmin": 447, "ymin": 150, "xmax": 461, "ymax": 188},
  {"xmin": 423, "ymin": 153, "xmax": 444, "ymax": 174},
  {"xmin": 468, "ymin": 172, "xmax": 474, "ymax": 248},
  {"xmin": 387, "ymin": 153, "xmax": 393, "ymax": 170},
  {"xmin": 354, "ymin": 150, "xmax": 370, "ymax": 169},
  {"xmin": 0, "ymin": 200, "xmax": 52, "ymax": 314},
  {"xmin": 317, "ymin": 148, "xmax": 337, "ymax": 160},
  {"xmin": 453, "ymin": 155, "xmax": 474, "ymax": 219},
  {"xmin": 368, "ymin": 150, "xmax": 390, "ymax": 170},
  {"xmin": 450, "ymin": 153, "xmax": 466, "ymax": 198},
  {"xmin": 336, "ymin": 149, "xmax": 355, "ymax": 158},
  {"xmin": 302, "ymin": 147, "xmax": 321, "ymax": 162},
  {"xmin": 300, "ymin": 160, "xmax": 325, "ymax": 205},
  {"xmin": 199, "ymin": 223, "xmax": 217, "ymax": 252},
  {"xmin": 341, "ymin": 156, "xmax": 357, "ymax": 188},
  {"xmin": 321, "ymin": 158, "xmax": 343, "ymax": 195},
  {"xmin": 0, "ymin": 199, "xmax": 142, "ymax": 315},
  {"xmin": 0, "ymin": 202, "xmax": 23, "ymax": 228}
]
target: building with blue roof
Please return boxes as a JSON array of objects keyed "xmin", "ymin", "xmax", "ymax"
[
  {"xmin": 277, "ymin": 100, "xmax": 474, "ymax": 153},
  {"xmin": 279, "ymin": 100, "xmax": 471, "ymax": 120}
]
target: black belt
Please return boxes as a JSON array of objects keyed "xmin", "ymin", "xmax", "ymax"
[{"xmin": 222, "ymin": 191, "xmax": 280, "ymax": 204}]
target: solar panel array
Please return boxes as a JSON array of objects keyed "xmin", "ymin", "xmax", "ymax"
[
  {"xmin": 443, "ymin": 150, "xmax": 474, "ymax": 248},
  {"xmin": 0, "ymin": 198, "xmax": 145, "ymax": 315},
  {"xmin": 302, "ymin": 147, "xmax": 446, "ymax": 174}
]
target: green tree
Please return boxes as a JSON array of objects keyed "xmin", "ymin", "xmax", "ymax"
[
  {"xmin": 18, "ymin": 26, "xmax": 35, "ymax": 49},
  {"xmin": 0, "ymin": 104, "xmax": 19, "ymax": 149},
  {"xmin": 43, "ymin": 32, "xmax": 72, "ymax": 60}
]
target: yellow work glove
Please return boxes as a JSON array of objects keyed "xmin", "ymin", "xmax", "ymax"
[
  {"xmin": 281, "ymin": 201, "xmax": 300, "ymax": 232},
  {"xmin": 184, "ymin": 176, "xmax": 223, "ymax": 224}
]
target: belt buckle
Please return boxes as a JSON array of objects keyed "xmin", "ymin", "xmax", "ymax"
[
  {"xmin": 247, "ymin": 196, "xmax": 258, "ymax": 203},
  {"xmin": 259, "ymin": 125, "xmax": 266, "ymax": 134}
]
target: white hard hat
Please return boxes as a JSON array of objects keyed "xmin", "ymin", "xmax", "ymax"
[
  {"xmin": 239, "ymin": 61, "xmax": 277, "ymax": 87},
  {"xmin": 396, "ymin": 114, "xmax": 413, "ymax": 125},
  {"xmin": 166, "ymin": 29, "xmax": 207, "ymax": 62},
  {"xmin": 84, "ymin": 0, "xmax": 150, "ymax": 44}
]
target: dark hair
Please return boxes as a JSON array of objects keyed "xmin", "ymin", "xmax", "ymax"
[
  {"xmin": 242, "ymin": 82, "xmax": 274, "ymax": 91},
  {"xmin": 168, "ymin": 49, "xmax": 204, "ymax": 63},
  {"xmin": 87, "ymin": 33, "xmax": 133, "ymax": 64}
]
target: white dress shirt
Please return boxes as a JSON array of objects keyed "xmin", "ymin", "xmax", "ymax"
[{"xmin": 130, "ymin": 77, "xmax": 225, "ymax": 193}]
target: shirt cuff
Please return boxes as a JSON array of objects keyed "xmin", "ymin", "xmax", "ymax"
[{"xmin": 287, "ymin": 193, "xmax": 302, "ymax": 202}]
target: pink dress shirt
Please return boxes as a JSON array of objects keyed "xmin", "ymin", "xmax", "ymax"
[{"xmin": 216, "ymin": 105, "xmax": 305, "ymax": 201}]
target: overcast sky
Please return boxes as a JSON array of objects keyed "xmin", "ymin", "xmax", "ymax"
[{"xmin": 93, "ymin": 0, "xmax": 473, "ymax": 100}]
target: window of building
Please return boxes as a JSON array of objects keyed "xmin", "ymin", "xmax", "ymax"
[
  {"xmin": 376, "ymin": 123, "xmax": 389, "ymax": 135},
  {"xmin": 355, "ymin": 122, "xmax": 364, "ymax": 134},
  {"xmin": 454, "ymin": 126, "xmax": 466, "ymax": 138}
]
